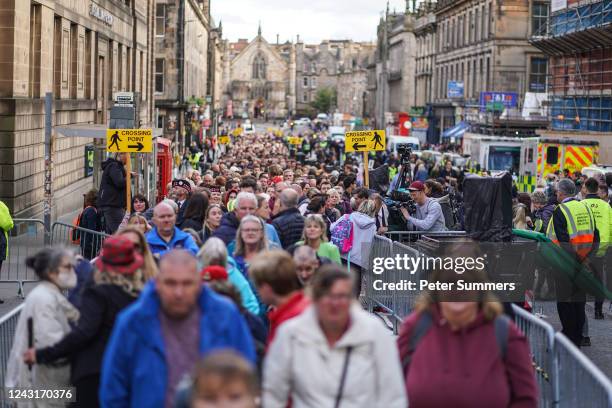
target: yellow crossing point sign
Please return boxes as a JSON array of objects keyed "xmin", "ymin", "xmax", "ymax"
[
  {"xmin": 218, "ymin": 135, "xmax": 230, "ymax": 145},
  {"xmin": 106, "ymin": 129, "xmax": 152, "ymax": 153},
  {"xmin": 232, "ymin": 128, "xmax": 243, "ymax": 136},
  {"xmin": 288, "ymin": 136, "xmax": 303, "ymax": 145},
  {"xmin": 344, "ymin": 130, "xmax": 386, "ymax": 152}
]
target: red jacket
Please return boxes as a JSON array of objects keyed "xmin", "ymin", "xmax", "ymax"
[
  {"xmin": 266, "ymin": 291, "xmax": 310, "ymax": 348},
  {"xmin": 397, "ymin": 306, "xmax": 537, "ymax": 408}
]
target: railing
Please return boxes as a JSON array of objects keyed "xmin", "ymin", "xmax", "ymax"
[
  {"xmin": 555, "ymin": 332, "xmax": 612, "ymax": 408},
  {"xmin": 512, "ymin": 304, "xmax": 558, "ymax": 407},
  {"xmin": 1, "ymin": 219, "xmax": 108, "ymax": 297},
  {"xmin": 385, "ymin": 230, "xmax": 467, "ymax": 246},
  {"xmin": 0, "ymin": 304, "xmax": 23, "ymax": 407}
]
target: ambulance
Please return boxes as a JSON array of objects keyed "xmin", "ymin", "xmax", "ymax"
[
  {"xmin": 462, "ymin": 133, "xmax": 538, "ymax": 176},
  {"xmin": 536, "ymin": 138, "xmax": 599, "ymax": 178}
]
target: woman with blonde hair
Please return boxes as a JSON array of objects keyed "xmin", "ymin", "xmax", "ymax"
[
  {"xmin": 296, "ymin": 215, "xmax": 341, "ymax": 264},
  {"xmin": 233, "ymin": 215, "xmax": 270, "ymax": 282},
  {"xmin": 126, "ymin": 213, "xmax": 152, "ymax": 234},
  {"xmin": 397, "ymin": 243, "xmax": 537, "ymax": 408},
  {"xmin": 116, "ymin": 226, "xmax": 158, "ymax": 280}
]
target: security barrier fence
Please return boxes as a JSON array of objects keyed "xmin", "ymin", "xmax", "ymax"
[
  {"xmin": 0, "ymin": 304, "xmax": 23, "ymax": 407},
  {"xmin": 1, "ymin": 219, "xmax": 108, "ymax": 297},
  {"xmin": 357, "ymin": 234, "xmax": 612, "ymax": 407}
]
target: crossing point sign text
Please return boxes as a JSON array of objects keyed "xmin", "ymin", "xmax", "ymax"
[
  {"xmin": 106, "ymin": 129, "xmax": 153, "ymax": 153},
  {"xmin": 345, "ymin": 130, "xmax": 386, "ymax": 152}
]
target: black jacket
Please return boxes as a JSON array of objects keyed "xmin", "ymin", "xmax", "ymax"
[
  {"xmin": 272, "ymin": 207, "xmax": 305, "ymax": 249},
  {"xmin": 36, "ymin": 283, "xmax": 137, "ymax": 384},
  {"xmin": 98, "ymin": 159, "xmax": 126, "ymax": 208},
  {"xmin": 79, "ymin": 207, "xmax": 102, "ymax": 260},
  {"xmin": 179, "ymin": 216, "xmax": 203, "ymax": 232}
]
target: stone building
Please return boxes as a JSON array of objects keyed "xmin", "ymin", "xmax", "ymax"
[
  {"xmin": 431, "ymin": 0, "xmax": 547, "ymax": 136},
  {"xmin": 414, "ymin": 3, "xmax": 437, "ymax": 108},
  {"xmin": 220, "ymin": 26, "xmax": 295, "ymax": 120},
  {"xmin": 0, "ymin": 0, "xmax": 155, "ymax": 218},
  {"xmin": 154, "ymin": 0, "xmax": 211, "ymax": 147},
  {"xmin": 374, "ymin": 3, "xmax": 418, "ymax": 129},
  {"xmin": 336, "ymin": 49, "xmax": 376, "ymax": 117},
  {"xmin": 295, "ymin": 39, "xmax": 375, "ymax": 116}
]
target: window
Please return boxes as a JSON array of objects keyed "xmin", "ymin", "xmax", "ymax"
[
  {"xmin": 475, "ymin": 9, "xmax": 480, "ymax": 42},
  {"xmin": 303, "ymin": 93, "xmax": 308, "ymax": 102},
  {"xmin": 532, "ymin": 2, "xmax": 549, "ymax": 36},
  {"xmin": 303, "ymin": 76, "xmax": 308, "ymax": 87},
  {"xmin": 488, "ymin": 2, "xmax": 493, "ymax": 38},
  {"xmin": 252, "ymin": 53, "xmax": 266, "ymax": 79},
  {"xmin": 529, "ymin": 57, "xmax": 548, "ymax": 92},
  {"xmin": 311, "ymin": 77, "xmax": 317, "ymax": 88},
  {"xmin": 311, "ymin": 62, "xmax": 316, "ymax": 73},
  {"xmin": 546, "ymin": 146, "xmax": 559, "ymax": 165},
  {"xmin": 468, "ymin": 11, "xmax": 473, "ymax": 43},
  {"xmin": 155, "ymin": 4, "xmax": 166, "ymax": 37},
  {"xmin": 155, "ymin": 58, "xmax": 164, "ymax": 93}
]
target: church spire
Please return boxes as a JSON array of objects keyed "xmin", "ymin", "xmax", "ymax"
[{"xmin": 258, "ymin": 20, "xmax": 262, "ymax": 37}]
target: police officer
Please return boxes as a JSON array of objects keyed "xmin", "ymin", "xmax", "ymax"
[
  {"xmin": 546, "ymin": 178, "xmax": 599, "ymax": 347},
  {"xmin": 582, "ymin": 177, "xmax": 611, "ymax": 320}
]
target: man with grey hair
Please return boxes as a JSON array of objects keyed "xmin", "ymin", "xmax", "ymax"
[
  {"xmin": 213, "ymin": 192, "xmax": 281, "ymax": 246},
  {"xmin": 272, "ymin": 188, "xmax": 305, "ymax": 249},
  {"xmin": 100, "ymin": 249, "xmax": 255, "ymax": 407},
  {"xmin": 293, "ymin": 245, "xmax": 323, "ymax": 286},
  {"xmin": 547, "ymin": 177, "xmax": 598, "ymax": 348},
  {"xmin": 146, "ymin": 202, "xmax": 199, "ymax": 257}
]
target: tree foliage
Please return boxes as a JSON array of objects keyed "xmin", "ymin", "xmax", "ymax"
[{"xmin": 311, "ymin": 87, "xmax": 336, "ymax": 114}]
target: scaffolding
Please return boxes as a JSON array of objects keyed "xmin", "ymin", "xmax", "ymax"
[{"xmin": 530, "ymin": 0, "xmax": 612, "ymax": 132}]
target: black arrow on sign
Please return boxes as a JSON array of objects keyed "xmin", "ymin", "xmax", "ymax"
[
  {"xmin": 128, "ymin": 142, "xmax": 144, "ymax": 151},
  {"xmin": 352, "ymin": 142, "xmax": 367, "ymax": 150}
]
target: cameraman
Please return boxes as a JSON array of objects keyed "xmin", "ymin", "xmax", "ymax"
[{"xmin": 399, "ymin": 181, "xmax": 447, "ymax": 232}]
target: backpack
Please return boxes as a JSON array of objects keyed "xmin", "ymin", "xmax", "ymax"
[
  {"xmin": 400, "ymin": 310, "xmax": 510, "ymax": 375},
  {"xmin": 331, "ymin": 214, "xmax": 354, "ymax": 254}
]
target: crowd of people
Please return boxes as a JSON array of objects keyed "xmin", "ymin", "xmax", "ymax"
[{"xmin": 1, "ymin": 129, "xmax": 548, "ymax": 407}]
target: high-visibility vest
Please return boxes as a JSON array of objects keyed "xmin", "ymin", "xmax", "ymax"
[
  {"xmin": 189, "ymin": 152, "xmax": 201, "ymax": 168},
  {"xmin": 546, "ymin": 199, "xmax": 596, "ymax": 261},
  {"xmin": 389, "ymin": 166, "xmax": 398, "ymax": 181},
  {"xmin": 581, "ymin": 198, "xmax": 611, "ymax": 257}
]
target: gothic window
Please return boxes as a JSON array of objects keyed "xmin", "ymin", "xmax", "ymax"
[{"xmin": 252, "ymin": 53, "xmax": 267, "ymax": 80}]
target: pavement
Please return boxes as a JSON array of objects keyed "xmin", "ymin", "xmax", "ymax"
[
  {"xmin": 0, "ymin": 209, "xmax": 80, "ymax": 318},
  {"xmin": 535, "ymin": 300, "xmax": 612, "ymax": 378}
]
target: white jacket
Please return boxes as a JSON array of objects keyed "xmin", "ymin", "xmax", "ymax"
[
  {"xmin": 331, "ymin": 212, "xmax": 376, "ymax": 267},
  {"xmin": 263, "ymin": 304, "xmax": 407, "ymax": 408},
  {"xmin": 5, "ymin": 281, "xmax": 79, "ymax": 407}
]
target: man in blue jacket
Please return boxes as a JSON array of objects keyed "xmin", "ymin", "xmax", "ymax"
[
  {"xmin": 100, "ymin": 249, "xmax": 256, "ymax": 407},
  {"xmin": 146, "ymin": 202, "xmax": 199, "ymax": 257}
]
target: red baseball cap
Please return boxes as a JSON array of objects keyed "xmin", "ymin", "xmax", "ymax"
[
  {"xmin": 201, "ymin": 265, "xmax": 229, "ymax": 282},
  {"xmin": 408, "ymin": 181, "xmax": 425, "ymax": 191}
]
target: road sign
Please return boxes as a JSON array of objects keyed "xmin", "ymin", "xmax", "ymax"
[
  {"xmin": 344, "ymin": 130, "xmax": 386, "ymax": 152},
  {"xmin": 288, "ymin": 136, "xmax": 302, "ymax": 145},
  {"xmin": 106, "ymin": 129, "xmax": 153, "ymax": 153},
  {"xmin": 113, "ymin": 92, "xmax": 134, "ymax": 106},
  {"xmin": 218, "ymin": 135, "xmax": 230, "ymax": 145},
  {"xmin": 232, "ymin": 128, "xmax": 243, "ymax": 136}
]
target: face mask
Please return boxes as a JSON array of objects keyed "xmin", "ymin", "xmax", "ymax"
[{"xmin": 57, "ymin": 270, "xmax": 77, "ymax": 289}]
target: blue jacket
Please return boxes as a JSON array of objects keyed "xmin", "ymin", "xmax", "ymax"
[
  {"xmin": 227, "ymin": 256, "xmax": 260, "ymax": 315},
  {"xmin": 212, "ymin": 212, "xmax": 240, "ymax": 245},
  {"xmin": 100, "ymin": 282, "xmax": 256, "ymax": 408},
  {"xmin": 146, "ymin": 226, "xmax": 199, "ymax": 257}
]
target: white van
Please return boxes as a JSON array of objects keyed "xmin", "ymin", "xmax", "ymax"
[{"xmin": 388, "ymin": 135, "xmax": 420, "ymax": 155}]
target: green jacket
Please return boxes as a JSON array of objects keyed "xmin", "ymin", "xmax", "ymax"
[{"xmin": 0, "ymin": 201, "xmax": 13, "ymax": 260}]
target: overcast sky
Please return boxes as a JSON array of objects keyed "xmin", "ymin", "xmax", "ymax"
[{"xmin": 211, "ymin": 0, "xmax": 411, "ymax": 44}]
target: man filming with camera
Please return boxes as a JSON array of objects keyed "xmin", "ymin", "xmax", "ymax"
[{"xmin": 399, "ymin": 181, "xmax": 447, "ymax": 232}]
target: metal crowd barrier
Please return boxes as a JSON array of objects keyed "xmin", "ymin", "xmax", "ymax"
[
  {"xmin": 50, "ymin": 221, "xmax": 108, "ymax": 261},
  {"xmin": 555, "ymin": 332, "xmax": 612, "ymax": 408},
  {"xmin": 2, "ymin": 219, "xmax": 47, "ymax": 298},
  {"xmin": 385, "ymin": 230, "xmax": 467, "ymax": 246},
  {"xmin": 391, "ymin": 241, "xmax": 424, "ymax": 325},
  {"xmin": 511, "ymin": 304, "xmax": 557, "ymax": 407},
  {"xmin": 364, "ymin": 235, "xmax": 394, "ymax": 313},
  {"xmin": 1, "ymin": 219, "xmax": 107, "ymax": 297},
  {"xmin": 0, "ymin": 304, "xmax": 23, "ymax": 407}
]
